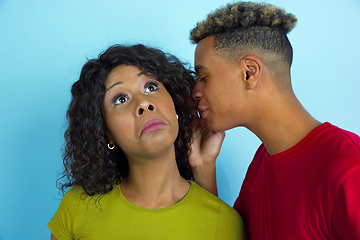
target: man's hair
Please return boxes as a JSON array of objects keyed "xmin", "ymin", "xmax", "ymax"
[{"xmin": 190, "ymin": 1, "xmax": 298, "ymax": 73}]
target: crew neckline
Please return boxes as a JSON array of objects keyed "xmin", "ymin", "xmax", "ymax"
[
  {"xmin": 117, "ymin": 180, "xmax": 194, "ymax": 212},
  {"xmin": 265, "ymin": 122, "xmax": 332, "ymax": 162}
]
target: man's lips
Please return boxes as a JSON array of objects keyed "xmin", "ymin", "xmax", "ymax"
[
  {"xmin": 198, "ymin": 109, "xmax": 208, "ymax": 118},
  {"xmin": 140, "ymin": 118, "xmax": 166, "ymax": 136}
]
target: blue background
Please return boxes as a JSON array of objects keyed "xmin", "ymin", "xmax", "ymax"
[{"xmin": 1, "ymin": 0, "xmax": 359, "ymax": 239}]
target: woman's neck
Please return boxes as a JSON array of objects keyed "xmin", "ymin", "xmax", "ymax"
[{"xmin": 120, "ymin": 149, "xmax": 190, "ymax": 209}]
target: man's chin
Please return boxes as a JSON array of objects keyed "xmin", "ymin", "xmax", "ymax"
[
  {"xmin": 208, "ymin": 118, "xmax": 238, "ymax": 132},
  {"xmin": 207, "ymin": 119, "xmax": 226, "ymax": 132}
]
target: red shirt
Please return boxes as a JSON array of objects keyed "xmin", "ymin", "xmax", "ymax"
[{"xmin": 234, "ymin": 122, "xmax": 360, "ymax": 239}]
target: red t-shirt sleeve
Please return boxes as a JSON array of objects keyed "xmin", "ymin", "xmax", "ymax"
[{"xmin": 332, "ymin": 166, "xmax": 360, "ymax": 239}]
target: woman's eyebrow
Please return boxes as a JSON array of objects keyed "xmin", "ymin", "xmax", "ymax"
[
  {"xmin": 105, "ymin": 71, "xmax": 149, "ymax": 94},
  {"xmin": 105, "ymin": 81, "xmax": 123, "ymax": 94}
]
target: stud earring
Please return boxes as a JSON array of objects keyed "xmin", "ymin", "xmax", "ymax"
[
  {"xmin": 107, "ymin": 142, "xmax": 115, "ymax": 150},
  {"xmin": 176, "ymin": 114, "xmax": 179, "ymax": 119}
]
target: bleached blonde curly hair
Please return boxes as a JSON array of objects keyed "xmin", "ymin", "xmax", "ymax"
[
  {"xmin": 190, "ymin": 1, "xmax": 298, "ymax": 72},
  {"xmin": 190, "ymin": 1, "xmax": 297, "ymax": 43}
]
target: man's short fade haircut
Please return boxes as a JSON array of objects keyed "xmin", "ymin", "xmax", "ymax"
[{"xmin": 190, "ymin": 1, "xmax": 298, "ymax": 71}]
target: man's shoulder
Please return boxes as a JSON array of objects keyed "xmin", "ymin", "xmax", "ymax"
[{"xmin": 319, "ymin": 122, "xmax": 360, "ymax": 153}]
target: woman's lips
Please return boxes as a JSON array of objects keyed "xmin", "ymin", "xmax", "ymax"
[{"xmin": 140, "ymin": 118, "xmax": 167, "ymax": 136}]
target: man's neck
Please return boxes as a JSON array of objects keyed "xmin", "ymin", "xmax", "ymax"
[{"xmin": 247, "ymin": 94, "xmax": 321, "ymax": 155}]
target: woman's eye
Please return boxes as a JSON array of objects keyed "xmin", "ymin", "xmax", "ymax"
[
  {"xmin": 114, "ymin": 95, "xmax": 129, "ymax": 105},
  {"xmin": 144, "ymin": 82, "xmax": 159, "ymax": 93}
]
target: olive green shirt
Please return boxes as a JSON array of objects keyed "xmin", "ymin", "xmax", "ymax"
[{"xmin": 48, "ymin": 180, "xmax": 245, "ymax": 239}]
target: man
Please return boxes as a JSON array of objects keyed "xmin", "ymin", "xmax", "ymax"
[{"xmin": 188, "ymin": 1, "xmax": 360, "ymax": 239}]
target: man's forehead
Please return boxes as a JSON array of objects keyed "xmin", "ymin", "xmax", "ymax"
[
  {"xmin": 195, "ymin": 36, "xmax": 214, "ymax": 53},
  {"xmin": 195, "ymin": 36, "xmax": 216, "ymax": 61}
]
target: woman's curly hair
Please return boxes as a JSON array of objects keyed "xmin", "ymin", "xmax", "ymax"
[{"xmin": 58, "ymin": 44, "xmax": 195, "ymax": 196}]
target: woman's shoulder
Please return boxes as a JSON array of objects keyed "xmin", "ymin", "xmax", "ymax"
[
  {"xmin": 188, "ymin": 181, "xmax": 246, "ymax": 239},
  {"xmin": 60, "ymin": 186, "xmax": 83, "ymax": 203},
  {"xmin": 189, "ymin": 181, "xmax": 236, "ymax": 210},
  {"xmin": 59, "ymin": 184, "xmax": 118, "ymax": 208}
]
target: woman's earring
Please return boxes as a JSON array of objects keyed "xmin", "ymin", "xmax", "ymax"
[
  {"xmin": 176, "ymin": 114, "xmax": 179, "ymax": 120},
  {"xmin": 107, "ymin": 142, "xmax": 115, "ymax": 150}
]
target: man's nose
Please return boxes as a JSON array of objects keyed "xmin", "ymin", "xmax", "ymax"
[{"xmin": 192, "ymin": 81, "xmax": 204, "ymax": 100}]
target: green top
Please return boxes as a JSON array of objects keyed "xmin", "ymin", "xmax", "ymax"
[{"xmin": 48, "ymin": 180, "xmax": 245, "ymax": 240}]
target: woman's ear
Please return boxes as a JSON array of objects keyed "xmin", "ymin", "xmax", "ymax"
[
  {"xmin": 105, "ymin": 129, "xmax": 114, "ymax": 144},
  {"xmin": 239, "ymin": 55, "xmax": 261, "ymax": 90}
]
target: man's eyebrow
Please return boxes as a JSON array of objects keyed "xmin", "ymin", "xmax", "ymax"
[
  {"xmin": 195, "ymin": 65, "xmax": 207, "ymax": 73},
  {"xmin": 105, "ymin": 81, "xmax": 123, "ymax": 94}
]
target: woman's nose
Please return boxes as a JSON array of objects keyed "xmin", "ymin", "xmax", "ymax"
[
  {"xmin": 137, "ymin": 101, "xmax": 155, "ymax": 116},
  {"xmin": 138, "ymin": 104, "xmax": 155, "ymax": 116}
]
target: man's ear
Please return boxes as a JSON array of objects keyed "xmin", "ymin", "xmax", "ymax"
[{"xmin": 239, "ymin": 55, "xmax": 261, "ymax": 90}]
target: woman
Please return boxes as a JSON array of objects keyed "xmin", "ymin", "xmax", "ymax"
[{"xmin": 48, "ymin": 44, "xmax": 245, "ymax": 239}]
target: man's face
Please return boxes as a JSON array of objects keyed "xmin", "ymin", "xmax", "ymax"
[{"xmin": 193, "ymin": 36, "xmax": 246, "ymax": 131}]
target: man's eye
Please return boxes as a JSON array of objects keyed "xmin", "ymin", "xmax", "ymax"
[
  {"xmin": 145, "ymin": 82, "xmax": 159, "ymax": 93},
  {"xmin": 197, "ymin": 76, "xmax": 206, "ymax": 82},
  {"xmin": 114, "ymin": 95, "xmax": 129, "ymax": 105}
]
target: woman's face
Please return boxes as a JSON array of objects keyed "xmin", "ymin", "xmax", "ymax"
[{"xmin": 102, "ymin": 64, "xmax": 179, "ymax": 159}]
